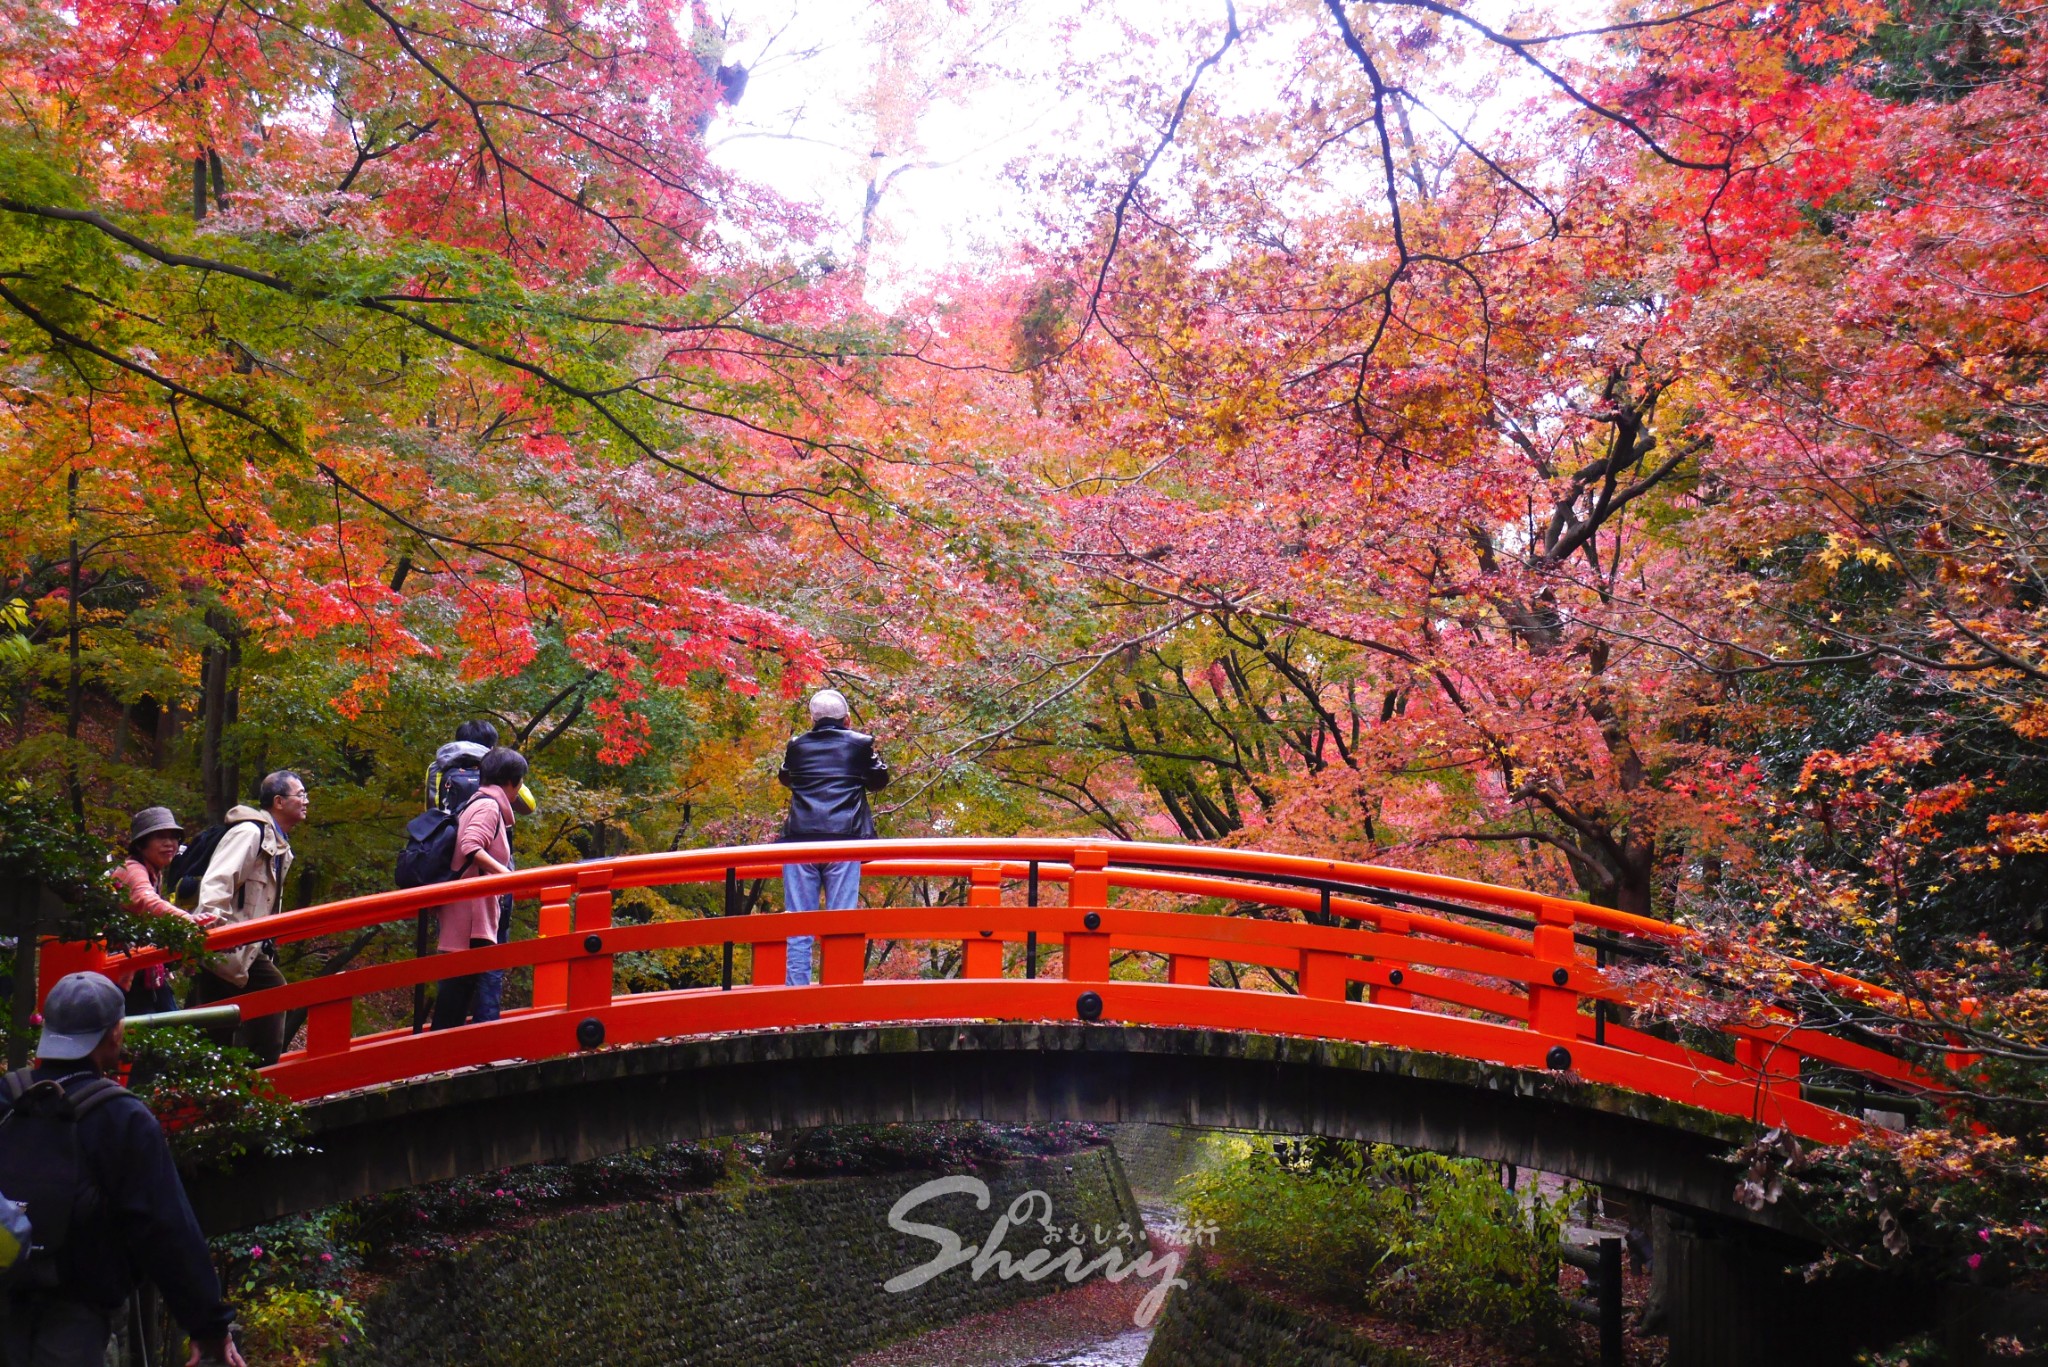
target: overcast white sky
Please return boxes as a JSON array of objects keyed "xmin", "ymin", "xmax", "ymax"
[
  {"xmin": 701, "ymin": 0, "xmax": 1128, "ymax": 300},
  {"xmin": 698, "ymin": 0, "xmax": 1599, "ymax": 304}
]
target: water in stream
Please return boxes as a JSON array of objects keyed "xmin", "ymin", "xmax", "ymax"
[
  {"xmin": 849, "ymin": 1184, "xmax": 1191, "ymax": 1365},
  {"xmin": 849, "ymin": 1206, "xmax": 1182, "ymax": 1367},
  {"xmin": 1021, "ymin": 1328, "xmax": 1155, "ymax": 1366},
  {"xmin": 846, "ymin": 1270, "xmax": 1164, "ymax": 1367}
]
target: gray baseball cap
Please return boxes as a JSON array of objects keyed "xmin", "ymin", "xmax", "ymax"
[{"xmin": 37, "ymin": 973, "xmax": 125, "ymax": 1061}]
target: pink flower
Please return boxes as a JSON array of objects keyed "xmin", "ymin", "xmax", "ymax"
[
  {"xmin": 249, "ymin": 1246, "xmax": 263, "ymax": 1258},
  {"xmin": 1968, "ymin": 1254, "xmax": 1983, "ymax": 1269},
  {"xmin": 319, "ymin": 1253, "xmax": 333, "ymax": 1263},
  {"xmin": 1980, "ymin": 1229, "xmax": 1993, "ymax": 1242}
]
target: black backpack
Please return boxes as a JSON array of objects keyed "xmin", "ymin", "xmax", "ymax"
[
  {"xmin": 394, "ymin": 793, "xmax": 491, "ymax": 891},
  {"xmin": 163, "ymin": 817, "xmax": 266, "ymax": 904},
  {"xmin": 0, "ymin": 1071, "xmax": 125, "ymax": 1292},
  {"xmin": 429, "ymin": 754, "xmax": 484, "ymax": 814}
]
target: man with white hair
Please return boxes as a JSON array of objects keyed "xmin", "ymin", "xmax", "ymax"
[{"xmin": 777, "ymin": 688, "xmax": 891, "ymax": 984}]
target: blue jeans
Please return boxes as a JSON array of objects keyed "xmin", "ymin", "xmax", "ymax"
[
  {"xmin": 472, "ymin": 895, "xmax": 514, "ymax": 1022},
  {"xmin": 780, "ymin": 861, "xmax": 860, "ymax": 985}
]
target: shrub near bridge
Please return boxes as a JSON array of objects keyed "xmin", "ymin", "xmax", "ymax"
[{"xmin": 1182, "ymin": 1137, "xmax": 1576, "ymax": 1347}]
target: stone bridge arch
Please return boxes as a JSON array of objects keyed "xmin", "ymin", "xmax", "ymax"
[{"xmin": 189, "ymin": 1023, "xmax": 1798, "ymax": 1237}]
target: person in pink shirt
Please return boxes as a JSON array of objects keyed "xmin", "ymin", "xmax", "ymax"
[
  {"xmin": 430, "ymin": 747, "xmax": 526, "ymax": 1030},
  {"xmin": 111, "ymin": 808, "xmax": 219, "ymax": 1015}
]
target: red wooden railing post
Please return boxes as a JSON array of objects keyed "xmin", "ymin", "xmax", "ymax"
[
  {"xmin": 963, "ymin": 864, "xmax": 1004, "ymax": 978},
  {"xmin": 1736, "ymin": 1033, "xmax": 1801, "ymax": 1104},
  {"xmin": 533, "ymin": 881, "xmax": 575, "ymax": 1009},
  {"xmin": 1063, "ymin": 847, "xmax": 1111, "ymax": 982},
  {"xmin": 305, "ymin": 999, "xmax": 352, "ymax": 1058},
  {"xmin": 566, "ymin": 866, "xmax": 614, "ymax": 1012},
  {"xmin": 1528, "ymin": 901, "xmax": 1580, "ymax": 1047},
  {"xmin": 750, "ymin": 934, "xmax": 787, "ymax": 986},
  {"xmin": 1298, "ymin": 949, "xmax": 1345, "ymax": 1000},
  {"xmin": 1370, "ymin": 913, "xmax": 1413, "ymax": 1008},
  {"xmin": 37, "ymin": 938, "xmax": 107, "ymax": 1003},
  {"xmin": 1168, "ymin": 954, "xmax": 1210, "ymax": 987},
  {"xmin": 819, "ymin": 932, "xmax": 865, "ymax": 985}
]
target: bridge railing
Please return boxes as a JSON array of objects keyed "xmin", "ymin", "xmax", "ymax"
[{"xmin": 50, "ymin": 838, "xmax": 1939, "ymax": 1140}]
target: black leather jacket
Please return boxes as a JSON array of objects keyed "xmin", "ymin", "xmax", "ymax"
[{"xmin": 778, "ymin": 719, "xmax": 890, "ymax": 840}]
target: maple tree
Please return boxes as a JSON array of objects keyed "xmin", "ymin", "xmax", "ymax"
[
  {"xmin": 0, "ymin": 0, "xmax": 886, "ymax": 790},
  {"xmin": 873, "ymin": 0, "xmax": 2048, "ymax": 1301},
  {"xmin": 3, "ymin": 0, "xmax": 2048, "ymax": 1322}
]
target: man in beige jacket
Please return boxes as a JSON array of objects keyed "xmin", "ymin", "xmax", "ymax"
[{"xmin": 191, "ymin": 770, "xmax": 308, "ymax": 1065}]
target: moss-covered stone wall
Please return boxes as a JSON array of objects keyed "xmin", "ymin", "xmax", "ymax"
[
  {"xmin": 337, "ymin": 1147, "xmax": 1141, "ymax": 1367},
  {"xmin": 1107, "ymin": 1122, "xmax": 1248, "ymax": 1205},
  {"xmin": 1141, "ymin": 1265, "xmax": 1431, "ymax": 1367}
]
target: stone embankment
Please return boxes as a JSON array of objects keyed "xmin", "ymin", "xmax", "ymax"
[
  {"xmin": 1103, "ymin": 1121, "xmax": 1240, "ymax": 1205},
  {"xmin": 1142, "ymin": 1266, "xmax": 1433, "ymax": 1367},
  {"xmin": 335, "ymin": 1147, "xmax": 1141, "ymax": 1367}
]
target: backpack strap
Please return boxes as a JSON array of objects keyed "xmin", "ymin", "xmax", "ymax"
[
  {"xmin": 56, "ymin": 1078, "xmax": 130, "ymax": 1120},
  {"xmin": 0, "ymin": 1072, "xmax": 129, "ymax": 1122},
  {"xmin": 453, "ymin": 791, "xmax": 501, "ymax": 876}
]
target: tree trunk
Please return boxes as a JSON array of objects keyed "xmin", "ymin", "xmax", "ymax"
[
  {"xmin": 1615, "ymin": 834, "xmax": 1656, "ymax": 917},
  {"xmin": 64, "ymin": 469, "xmax": 82, "ymax": 818},
  {"xmin": 199, "ymin": 609, "xmax": 241, "ymax": 821},
  {"xmin": 155, "ymin": 698, "xmax": 178, "ymax": 768},
  {"xmin": 198, "ymin": 641, "xmax": 227, "ymax": 823},
  {"xmin": 225, "ymin": 634, "xmax": 241, "ymax": 807}
]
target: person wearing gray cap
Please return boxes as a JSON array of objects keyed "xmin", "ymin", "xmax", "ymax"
[
  {"xmin": 111, "ymin": 810, "xmax": 217, "ymax": 1016},
  {"xmin": 777, "ymin": 689, "xmax": 890, "ymax": 986},
  {"xmin": 0, "ymin": 973, "xmax": 242, "ymax": 1366}
]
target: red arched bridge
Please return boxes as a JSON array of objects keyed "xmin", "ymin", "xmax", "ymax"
[{"xmin": 45, "ymin": 839, "xmax": 1945, "ymax": 1228}]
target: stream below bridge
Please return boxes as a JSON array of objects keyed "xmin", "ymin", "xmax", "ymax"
[
  {"xmin": 848, "ymin": 1202, "xmax": 1179, "ymax": 1367},
  {"xmin": 846, "ymin": 1279, "xmax": 1158, "ymax": 1367}
]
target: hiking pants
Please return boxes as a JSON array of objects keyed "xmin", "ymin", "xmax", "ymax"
[
  {"xmin": 430, "ymin": 938, "xmax": 494, "ymax": 1030},
  {"xmin": 190, "ymin": 948, "xmax": 288, "ymax": 1066}
]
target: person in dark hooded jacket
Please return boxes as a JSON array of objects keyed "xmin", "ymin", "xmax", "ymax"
[
  {"xmin": 778, "ymin": 690, "xmax": 889, "ymax": 985},
  {"xmin": 0, "ymin": 973, "xmax": 242, "ymax": 1366},
  {"xmin": 423, "ymin": 719, "xmax": 496, "ymax": 812}
]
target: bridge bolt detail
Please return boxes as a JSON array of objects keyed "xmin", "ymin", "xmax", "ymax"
[
  {"xmin": 576, "ymin": 1017, "xmax": 605, "ymax": 1049},
  {"xmin": 1076, "ymin": 991, "xmax": 1104, "ymax": 1021},
  {"xmin": 1083, "ymin": 912, "xmax": 1101, "ymax": 930},
  {"xmin": 585, "ymin": 934, "xmax": 604, "ymax": 953},
  {"xmin": 1552, "ymin": 967, "xmax": 1569, "ymax": 987},
  {"xmin": 1546, "ymin": 1045, "xmax": 1572, "ymax": 1071}
]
